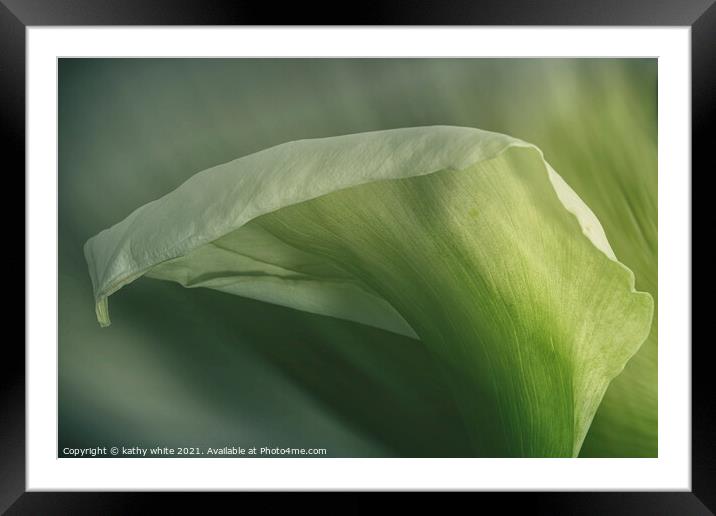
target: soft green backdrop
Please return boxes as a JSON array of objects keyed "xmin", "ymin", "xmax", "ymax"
[{"xmin": 59, "ymin": 58, "xmax": 657, "ymax": 457}]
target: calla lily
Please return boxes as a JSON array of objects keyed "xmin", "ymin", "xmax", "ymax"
[{"xmin": 84, "ymin": 125, "xmax": 653, "ymax": 457}]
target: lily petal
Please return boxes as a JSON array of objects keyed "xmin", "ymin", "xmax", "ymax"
[{"xmin": 84, "ymin": 126, "xmax": 653, "ymax": 456}]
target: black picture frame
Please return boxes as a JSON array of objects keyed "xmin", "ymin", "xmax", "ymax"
[{"xmin": 5, "ymin": 0, "xmax": 708, "ymax": 512}]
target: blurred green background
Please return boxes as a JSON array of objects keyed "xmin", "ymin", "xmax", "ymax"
[{"xmin": 59, "ymin": 58, "xmax": 657, "ymax": 457}]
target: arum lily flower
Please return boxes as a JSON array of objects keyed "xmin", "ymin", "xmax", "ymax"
[{"xmin": 84, "ymin": 125, "xmax": 653, "ymax": 457}]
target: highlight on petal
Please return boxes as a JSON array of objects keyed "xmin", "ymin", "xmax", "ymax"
[{"xmin": 84, "ymin": 126, "xmax": 653, "ymax": 457}]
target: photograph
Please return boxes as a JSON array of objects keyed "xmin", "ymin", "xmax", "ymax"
[
  {"xmin": 60, "ymin": 57, "xmax": 658, "ymax": 459},
  {"xmin": 8, "ymin": 9, "xmax": 703, "ymax": 508}
]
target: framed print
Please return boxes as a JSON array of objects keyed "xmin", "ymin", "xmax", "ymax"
[{"xmin": 6, "ymin": 0, "xmax": 708, "ymax": 511}]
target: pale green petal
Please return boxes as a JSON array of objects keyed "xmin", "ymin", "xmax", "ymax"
[
  {"xmin": 84, "ymin": 126, "xmax": 653, "ymax": 456},
  {"xmin": 85, "ymin": 126, "xmax": 522, "ymax": 328}
]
